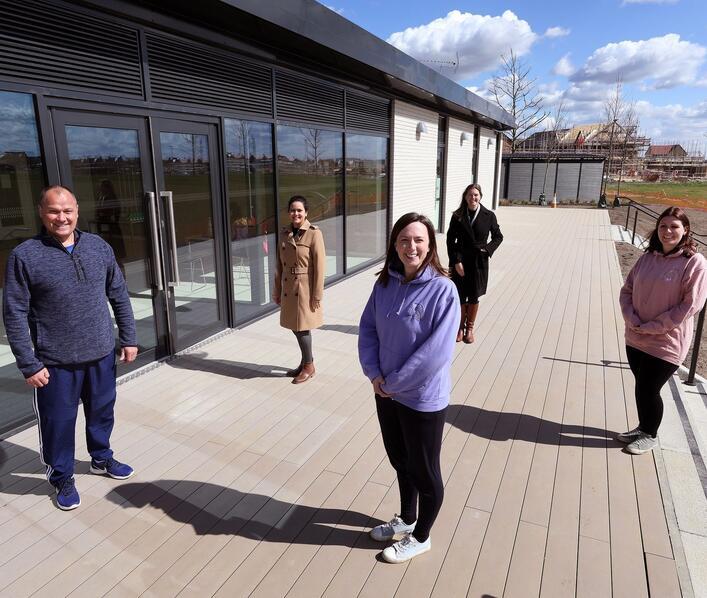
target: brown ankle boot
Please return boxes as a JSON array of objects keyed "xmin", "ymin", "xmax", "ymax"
[
  {"xmin": 286, "ymin": 363, "xmax": 303, "ymax": 377},
  {"xmin": 463, "ymin": 323, "xmax": 475, "ymax": 344},
  {"xmin": 464, "ymin": 303, "xmax": 479, "ymax": 344},
  {"xmin": 292, "ymin": 362, "xmax": 315, "ymax": 384}
]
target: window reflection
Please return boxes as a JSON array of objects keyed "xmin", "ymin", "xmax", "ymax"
[
  {"xmin": 346, "ymin": 134, "xmax": 387, "ymax": 270},
  {"xmin": 0, "ymin": 90, "xmax": 44, "ymax": 435},
  {"xmin": 65, "ymin": 125, "xmax": 157, "ymax": 354},
  {"xmin": 225, "ymin": 119, "xmax": 276, "ymax": 324},
  {"xmin": 277, "ymin": 125, "xmax": 343, "ymax": 278}
]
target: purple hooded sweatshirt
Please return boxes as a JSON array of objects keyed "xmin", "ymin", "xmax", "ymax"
[{"xmin": 358, "ymin": 265, "xmax": 460, "ymax": 412}]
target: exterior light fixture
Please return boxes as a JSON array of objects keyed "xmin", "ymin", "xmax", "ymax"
[
  {"xmin": 416, "ymin": 121, "xmax": 428, "ymax": 135},
  {"xmin": 460, "ymin": 131, "xmax": 471, "ymax": 144},
  {"xmin": 487, "ymin": 137, "xmax": 494, "ymax": 149}
]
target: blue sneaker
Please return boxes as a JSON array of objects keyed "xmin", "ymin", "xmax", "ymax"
[
  {"xmin": 90, "ymin": 457, "xmax": 134, "ymax": 480},
  {"xmin": 55, "ymin": 477, "xmax": 81, "ymax": 511}
]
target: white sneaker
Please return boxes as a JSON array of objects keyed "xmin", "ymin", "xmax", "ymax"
[
  {"xmin": 369, "ymin": 515, "xmax": 416, "ymax": 542},
  {"xmin": 626, "ymin": 432, "xmax": 658, "ymax": 455},
  {"xmin": 616, "ymin": 426, "xmax": 642, "ymax": 444},
  {"xmin": 382, "ymin": 533, "xmax": 431, "ymax": 564}
]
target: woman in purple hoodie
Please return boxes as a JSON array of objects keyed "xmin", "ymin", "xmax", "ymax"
[
  {"xmin": 619, "ymin": 206, "xmax": 707, "ymax": 455},
  {"xmin": 359, "ymin": 212, "xmax": 459, "ymax": 563}
]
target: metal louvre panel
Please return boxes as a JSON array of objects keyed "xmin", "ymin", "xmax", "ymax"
[
  {"xmin": 147, "ymin": 34, "xmax": 272, "ymax": 116},
  {"xmin": 531, "ymin": 162, "xmax": 556, "ymax": 200},
  {"xmin": 275, "ymin": 71, "xmax": 343, "ymax": 127},
  {"xmin": 346, "ymin": 91, "xmax": 390, "ymax": 135},
  {"xmin": 0, "ymin": 0, "xmax": 142, "ymax": 96},
  {"xmin": 579, "ymin": 162, "xmax": 603, "ymax": 201},
  {"xmin": 507, "ymin": 162, "xmax": 532, "ymax": 201},
  {"xmin": 556, "ymin": 162, "xmax": 580, "ymax": 201}
]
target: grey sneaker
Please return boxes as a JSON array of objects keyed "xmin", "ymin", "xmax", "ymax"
[
  {"xmin": 382, "ymin": 533, "xmax": 431, "ymax": 563},
  {"xmin": 626, "ymin": 432, "xmax": 658, "ymax": 455},
  {"xmin": 617, "ymin": 426, "xmax": 642, "ymax": 444},
  {"xmin": 369, "ymin": 515, "xmax": 416, "ymax": 542}
]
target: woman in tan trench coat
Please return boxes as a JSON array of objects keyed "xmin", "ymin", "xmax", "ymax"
[{"xmin": 274, "ymin": 195, "xmax": 326, "ymax": 384}]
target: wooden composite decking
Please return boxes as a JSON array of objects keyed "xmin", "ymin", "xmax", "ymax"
[{"xmin": 0, "ymin": 207, "xmax": 683, "ymax": 597}]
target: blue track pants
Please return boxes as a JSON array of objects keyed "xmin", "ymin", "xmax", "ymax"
[{"xmin": 33, "ymin": 352, "xmax": 116, "ymax": 487}]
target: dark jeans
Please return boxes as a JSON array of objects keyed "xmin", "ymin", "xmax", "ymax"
[
  {"xmin": 625, "ymin": 345, "xmax": 678, "ymax": 437},
  {"xmin": 375, "ymin": 395, "xmax": 446, "ymax": 542}
]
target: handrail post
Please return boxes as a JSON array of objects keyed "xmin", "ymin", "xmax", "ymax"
[
  {"xmin": 631, "ymin": 210, "xmax": 638, "ymax": 246},
  {"xmin": 686, "ymin": 302, "xmax": 706, "ymax": 385},
  {"xmin": 625, "ymin": 202, "xmax": 631, "ymax": 231}
]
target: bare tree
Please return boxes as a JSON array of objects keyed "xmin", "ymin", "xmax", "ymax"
[
  {"xmin": 615, "ymin": 101, "xmax": 639, "ymax": 200},
  {"xmin": 541, "ymin": 99, "xmax": 568, "ymax": 200},
  {"xmin": 489, "ymin": 49, "xmax": 548, "ymax": 153},
  {"xmin": 601, "ymin": 78, "xmax": 625, "ymax": 197}
]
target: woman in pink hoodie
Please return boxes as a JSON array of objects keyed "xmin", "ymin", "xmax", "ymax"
[{"xmin": 618, "ymin": 206, "xmax": 707, "ymax": 454}]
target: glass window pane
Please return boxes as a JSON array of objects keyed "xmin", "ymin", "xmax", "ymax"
[
  {"xmin": 159, "ymin": 131, "xmax": 220, "ymax": 344},
  {"xmin": 0, "ymin": 90, "xmax": 44, "ymax": 435},
  {"xmin": 225, "ymin": 119, "xmax": 276, "ymax": 325},
  {"xmin": 65, "ymin": 125, "xmax": 158, "ymax": 355},
  {"xmin": 276, "ymin": 125, "xmax": 343, "ymax": 279},
  {"xmin": 345, "ymin": 134, "xmax": 387, "ymax": 270}
]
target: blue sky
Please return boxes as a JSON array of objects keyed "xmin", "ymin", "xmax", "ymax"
[{"xmin": 321, "ymin": 0, "xmax": 706, "ymax": 151}]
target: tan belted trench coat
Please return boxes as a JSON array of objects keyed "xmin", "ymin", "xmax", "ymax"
[{"xmin": 274, "ymin": 219, "xmax": 326, "ymax": 331}]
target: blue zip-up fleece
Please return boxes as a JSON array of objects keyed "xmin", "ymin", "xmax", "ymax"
[
  {"xmin": 358, "ymin": 265, "xmax": 460, "ymax": 412},
  {"xmin": 3, "ymin": 229, "xmax": 137, "ymax": 377}
]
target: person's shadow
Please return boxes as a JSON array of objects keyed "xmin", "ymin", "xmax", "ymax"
[
  {"xmin": 447, "ymin": 404, "xmax": 619, "ymax": 448},
  {"xmin": 106, "ymin": 480, "xmax": 384, "ymax": 549},
  {"xmin": 167, "ymin": 352, "xmax": 287, "ymax": 379}
]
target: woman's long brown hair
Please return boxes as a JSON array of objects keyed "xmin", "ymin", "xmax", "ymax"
[{"xmin": 377, "ymin": 212, "xmax": 448, "ymax": 286}]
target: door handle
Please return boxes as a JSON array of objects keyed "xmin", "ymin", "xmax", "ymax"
[
  {"xmin": 160, "ymin": 190, "xmax": 180, "ymax": 286},
  {"xmin": 146, "ymin": 192, "xmax": 163, "ymax": 291}
]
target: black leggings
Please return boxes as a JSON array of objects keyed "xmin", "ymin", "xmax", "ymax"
[
  {"xmin": 293, "ymin": 330, "xmax": 313, "ymax": 363},
  {"xmin": 625, "ymin": 345, "xmax": 679, "ymax": 437},
  {"xmin": 375, "ymin": 395, "xmax": 446, "ymax": 543}
]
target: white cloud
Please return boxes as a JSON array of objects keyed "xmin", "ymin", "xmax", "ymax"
[
  {"xmin": 544, "ymin": 26, "xmax": 570, "ymax": 38},
  {"xmin": 553, "ymin": 54, "xmax": 575, "ymax": 76},
  {"xmin": 386, "ymin": 10, "xmax": 537, "ymax": 80},
  {"xmin": 622, "ymin": 0, "xmax": 679, "ymax": 5},
  {"xmin": 570, "ymin": 34, "xmax": 706, "ymax": 89}
]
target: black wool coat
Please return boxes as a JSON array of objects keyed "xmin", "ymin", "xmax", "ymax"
[{"xmin": 446, "ymin": 204, "xmax": 503, "ymax": 301}]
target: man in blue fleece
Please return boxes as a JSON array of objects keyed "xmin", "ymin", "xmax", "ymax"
[{"xmin": 3, "ymin": 185, "xmax": 138, "ymax": 510}]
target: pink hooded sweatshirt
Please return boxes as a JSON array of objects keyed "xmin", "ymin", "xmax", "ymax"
[{"xmin": 620, "ymin": 249, "xmax": 707, "ymax": 366}]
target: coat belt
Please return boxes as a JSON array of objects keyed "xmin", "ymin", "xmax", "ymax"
[{"xmin": 290, "ymin": 267, "xmax": 308, "ymax": 274}]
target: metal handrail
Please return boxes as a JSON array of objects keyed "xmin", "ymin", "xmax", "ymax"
[{"xmin": 623, "ymin": 198, "xmax": 706, "ymax": 384}]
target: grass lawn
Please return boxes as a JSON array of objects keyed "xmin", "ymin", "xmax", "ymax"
[{"xmin": 606, "ymin": 181, "xmax": 707, "ymax": 209}]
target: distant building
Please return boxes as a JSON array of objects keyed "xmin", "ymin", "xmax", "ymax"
[{"xmin": 645, "ymin": 144, "xmax": 687, "ymax": 158}]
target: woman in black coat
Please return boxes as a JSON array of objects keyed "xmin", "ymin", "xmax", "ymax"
[{"xmin": 446, "ymin": 183, "xmax": 503, "ymax": 343}]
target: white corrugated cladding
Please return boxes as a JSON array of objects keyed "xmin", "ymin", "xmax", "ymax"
[
  {"xmin": 476, "ymin": 127, "xmax": 497, "ymax": 207},
  {"xmin": 391, "ymin": 100, "xmax": 438, "ymax": 224},
  {"xmin": 442, "ymin": 117, "xmax": 474, "ymax": 231}
]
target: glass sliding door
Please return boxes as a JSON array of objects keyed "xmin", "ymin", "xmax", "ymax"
[
  {"xmin": 52, "ymin": 111, "xmax": 164, "ymax": 366},
  {"xmin": 0, "ymin": 90, "xmax": 44, "ymax": 435},
  {"xmin": 153, "ymin": 120, "xmax": 226, "ymax": 351},
  {"xmin": 345, "ymin": 134, "xmax": 387, "ymax": 270},
  {"xmin": 224, "ymin": 119, "xmax": 277, "ymax": 325},
  {"xmin": 276, "ymin": 125, "xmax": 343, "ymax": 279}
]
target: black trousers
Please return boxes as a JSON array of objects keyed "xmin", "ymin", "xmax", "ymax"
[
  {"xmin": 375, "ymin": 395, "xmax": 446, "ymax": 543},
  {"xmin": 625, "ymin": 345, "xmax": 678, "ymax": 437}
]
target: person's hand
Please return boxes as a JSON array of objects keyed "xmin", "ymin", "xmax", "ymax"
[
  {"xmin": 373, "ymin": 375, "xmax": 392, "ymax": 398},
  {"xmin": 310, "ymin": 298, "xmax": 321, "ymax": 311},
  {"xmin": 454, "ymin": 262, "xmax": 465, "ymax": 277},
  {"xmin": 274, "ymin": 293, "xmax": 281, "ymax": 305},
  {"xmin": 120, "ymin": 346, "xmax": 138, "ymax": 363},
  {"xmin": 26, "ymin": 367, "xmax": 50, "ymax": 388}
]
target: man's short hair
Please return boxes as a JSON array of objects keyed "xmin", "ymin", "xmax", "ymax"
[{"xmin": 39, "ymin": 185, "xmax": 76, "ymax": 207}]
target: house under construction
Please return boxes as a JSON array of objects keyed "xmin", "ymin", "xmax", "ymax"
[{"xmin": 518, "ymin": 122, "xmax": 650, "ymax": 178}]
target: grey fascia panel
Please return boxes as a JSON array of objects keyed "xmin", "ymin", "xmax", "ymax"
[{"xmin": 217, "ymin": 0, "xmax": 516, "ymax": 130}]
